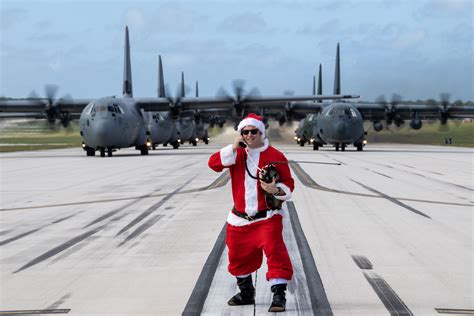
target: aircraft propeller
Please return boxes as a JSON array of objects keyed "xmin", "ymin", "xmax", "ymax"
[
  {"xmin": 217, "ymin": 79, "xmax": 260, "ymax": 119},
  {"xmin": 28, "ymin": 84, "xmax": 73, "ymax": 127},
  {"xmin": 376, "ymin": 93, "xmax": 404, "ymax": 127}
]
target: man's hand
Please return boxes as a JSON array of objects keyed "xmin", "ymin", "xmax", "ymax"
[
  {"xmin": 232, "ymin": 135, "xmax": 245, "ymax": 151},
  {"xmin": 260, "ymin": 177, "xmax": 280, "ymax": 195}
]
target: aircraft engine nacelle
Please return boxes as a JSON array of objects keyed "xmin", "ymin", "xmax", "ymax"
[
  {"xmin": 373, "ymin": 121, "xmax": 383, "ymax": 132},
  {"xmin": 409, "ymin": 118, "xmax": 423, "ymax": 130}
]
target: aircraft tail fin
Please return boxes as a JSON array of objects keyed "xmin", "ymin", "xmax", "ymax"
[
  {"xmin": 333, "ymin": 43, "xmax": 341, "ymax": 95},
  {"xmin": 122, "ymin": 26, "xmax": 133, "ymax": 98},
  {"xmin": 195, "ymin": 81, "xmax": 199, "ymax": 97},
  {"xmin": 158, "ymin": 55, "xmax": 165, "ymax": 97},
  {"xmin": 312, "ymin": 76, "xmax": 316, "ymax": 95},
  {"xmin": 180, "ymin": 72, "xmax": 185, "ymax": 97},
  {"xmin": 318, "ymin": 63, "xmax": 323, "ymax": 103}
]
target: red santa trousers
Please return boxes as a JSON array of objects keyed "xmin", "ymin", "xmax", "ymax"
[{"xmin": 226, "ymin": 214, "xmax": 293, "ymax": 281}]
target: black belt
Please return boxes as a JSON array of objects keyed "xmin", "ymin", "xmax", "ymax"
[{"xmin": 232, "ymin": 207, "xmax": 268, "ymax": 221}]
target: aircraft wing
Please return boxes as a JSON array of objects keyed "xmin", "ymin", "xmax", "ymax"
[
  {"xmin": 135, "ymin": 94, "xmax": 359, "ymax": 112},
  {"xmin": 0, "ymin": 99, "xmax": 92, "ymax": 114},
  {"xmin": 355, "ymin": 103, "xmax": 474, "ymax": 121}
]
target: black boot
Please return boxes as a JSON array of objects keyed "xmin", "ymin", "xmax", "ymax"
[
  {"xmin": 268, "ymin": 284, "xmax": 287, "ymax": 312},
  {"xmin": 227, "ymin": 275, "xmax": 255, "ymax": 306}
]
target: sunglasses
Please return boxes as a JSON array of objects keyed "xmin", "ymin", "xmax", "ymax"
[{"xmin": 241, "ymin": 129, "xmax": 259, "ymax": 135}]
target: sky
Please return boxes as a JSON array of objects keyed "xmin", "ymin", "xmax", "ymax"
[{"xmin": 1, "ymin": 0, "xmax": 473, "ymax": 102}]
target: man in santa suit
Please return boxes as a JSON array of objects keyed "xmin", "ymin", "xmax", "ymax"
[{"xmin": 208, "ymin": 113, "xmax": 294, "ymax": 312}]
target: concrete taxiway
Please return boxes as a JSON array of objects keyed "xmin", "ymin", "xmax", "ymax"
[{"xmin": 0, "ymin": 129, "xmax": 473, "ymax": 315}]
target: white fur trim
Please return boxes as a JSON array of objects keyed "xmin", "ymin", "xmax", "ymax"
[
  {"xmin": 238, "ymin": 118, "xmax": 265, "ymax": 138},
  {"xmin": 220, "ymin": 144, "xmax": 236, "ymax": 166},
  {"xmin": 274, "ymin": 183, "xmax": 291, "ymax": 201},
  {"xmin": 244, "ymin": 147, "xmax": 259, "ymax": 216},
  {"xmin": 269, "ymin": 278, "xmax": 288, "ymax": 286}
]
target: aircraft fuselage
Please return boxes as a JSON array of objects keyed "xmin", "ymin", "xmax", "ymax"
[{"xmin": 79, "ymin": 97, "xmax": 147, "ymax": 151}]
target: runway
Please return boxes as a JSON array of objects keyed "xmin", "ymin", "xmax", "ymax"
[{"xmin": 0, "ymin": 130, "xmax": 473, "ymax": 315}]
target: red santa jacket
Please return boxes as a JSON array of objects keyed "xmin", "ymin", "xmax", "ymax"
[{"xmin": 208, "ymin": 139, "xmax": 295, "ymax": 226}]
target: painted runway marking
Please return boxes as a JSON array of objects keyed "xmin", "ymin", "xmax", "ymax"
[
  {"xmin": 0, "ymin": 309, "xmax": 70, "ymax": 315},
  {"xmin": 352, "ymin": 254, "xmax": 413, "ymax": 315},
  {"xmin": 364, "ymin": 271, "xmax": 413, "ymax": 316},
  {"xmin": 287, "ymin": 201, "xmax": 333, "ymax": 315},
  {"xmin": 351, "ymin": 179, "xmax": 431, "ymax": 219},
  {"xmin": 182, "ymin": 224, "xmax": 227, "ymax": 316},
  {"xmin": 435, "ymin": 308, "xmax": 474, "ymax": 314},
  {"xmin": 351, "ymin": 255, "xmax": 373, "ymax": 270},
  {"xmin": 289, "ymin": 162, "xmax": 471, "ymax": 207},
  {"xmin": 0, "ymin": 170, "xmax": 230, "ymax": 212},
  {"xmin": 13, "ymin": 224, "xmax": 107, "ymax": 273}
]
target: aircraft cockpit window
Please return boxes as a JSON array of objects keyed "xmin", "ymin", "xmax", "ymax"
[
  {"xmin": 308, "ymin": 114, "xmax": 314, "ymax": 120},
  {"xmin": 108, "ymin": 106, "xmax": 115, "ymax": 112},
  {"xmin": 350, "ymin": 108, "xmax": 358, "ymax": 117},
  {"xmin": 344, "ymin": 109, "xmax": 352, "ymax": 118},
  {"xmin": 98, "ymin": 105, "xmax": 108, "ymax": 112},
  {"xmin": 85, "ymin": 103, "xmax": 94, "ymax": 115},
  {"xmin": 112, "ymin": 104, "xmax": 124, "ymax": 113},
  {"xmin": 326, "ymin": 109, "xmax": 335, "ymax": 117}
]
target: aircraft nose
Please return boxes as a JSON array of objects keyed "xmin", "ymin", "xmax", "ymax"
[
  {"xmin": 95, "ymin": 120, "xmax": 117, "ymax": 147},
  {"xmin": 335, "ymin": 122, "xmax": 347, "ymax": 135}
]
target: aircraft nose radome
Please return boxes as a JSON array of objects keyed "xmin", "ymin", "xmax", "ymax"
[
  {"xmin": 335, "ymin": 122, "xmax": 347, "ymax": 135},
  {"xmin": 95, "ymin": 121, "xmax": 117, "ymax": 147}
]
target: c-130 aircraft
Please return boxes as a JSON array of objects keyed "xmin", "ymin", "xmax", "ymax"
[
  {"xmin": 0, "ymin": 27, "xmax": 359, "ymax": 157},
  {"xmin": 290, "ymin": 44, "xmax": 474, "ymax": 151}
]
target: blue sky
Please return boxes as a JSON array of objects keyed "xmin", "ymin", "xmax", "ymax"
[{"xmin": 1, "ymin": 0, "xmax": 472, "ymax": 101}]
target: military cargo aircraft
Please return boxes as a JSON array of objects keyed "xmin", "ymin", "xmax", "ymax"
[
  {"xmin": 0, "ymin": 27, "xmax": 358, "ymax": 157},
  {"xmin": 293, "ymin": 44, "xmax": 474, "ymax": 151}
]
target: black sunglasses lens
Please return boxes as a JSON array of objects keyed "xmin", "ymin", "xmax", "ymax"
[{"xmin": 242, "ymin": 129, "xmax": 258, "ymax": 135}]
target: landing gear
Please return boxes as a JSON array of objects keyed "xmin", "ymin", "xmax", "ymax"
[
  {"xmin": 100, "ymin": 148, "xmax": 105, "ymax": 157},
  {"xmin": 313, "ymin": 142, "xmax": 319, "ymax": 151},
  {"xmin": 107, "ymin": 148, "xmax": 113, "ymax": 157},
  {"xmin": 335, "ymin": 144, "xmax": 339, "ymax": 151},
  {"xmin": 355, "ymin": 143, "xmax": 363, "ymax": 151},
  {"xmin": 204, "ymin": 138, "xmax": 209, "ymax": 145},
  {"xmin": 341, "ymin": 144, "xmax": 346, "ymax": 151},
  {"xmin": 84, "ymin": 146, "xmax": 95, "ymax": 156},
  {"xmin": 192, "ymin": 140, "xmax": 197, "ymax": 146},
  {"xmin": 299, "ymin": 139, "xmax": 305, "ymax": 147},
  {"xmin": 136, "ymin": 144, "xmax": 149, "ymax": 155},
  {"xmin": 172, "ymin": 141, "xmax": 179, "ymax": 149}
]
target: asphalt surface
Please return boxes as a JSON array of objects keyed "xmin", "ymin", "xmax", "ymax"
[{"xmin": 1, "ymin": 127, "xmax": 473, "ymax": 315}]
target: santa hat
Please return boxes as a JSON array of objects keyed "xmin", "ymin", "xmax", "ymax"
[{"xmin": 237, "ymin": 113, "xmax": 265, "ymax": 138}]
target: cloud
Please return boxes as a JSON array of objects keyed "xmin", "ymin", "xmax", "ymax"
[
  {"xmin": 48, "ymin": 60, "xmax": 62, "ymax": 72},
  {"xmin": 218, "ymin": 12, "xmax": 269, "ymax": 33},
  {"xmin": 27, "ymin": 33, "xmax": 68, "ymax": 42},
  {"xmin": 1, "ymin": 8, "xmax": 28, "ymax": 29},
  {"xmin": 125, "ymin": 8, "xmax": 145, "ymax": 30},
  {"xmin": 154, "ymin": 3, "xmax": 208, "ymax": 33},
  {"xmin": 416, "ymin": 0, "xmax": 472, "ymax": 18},
  {"xmin": 392, "ymin": 29, "xmax": 426, "ymax": 50}
]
